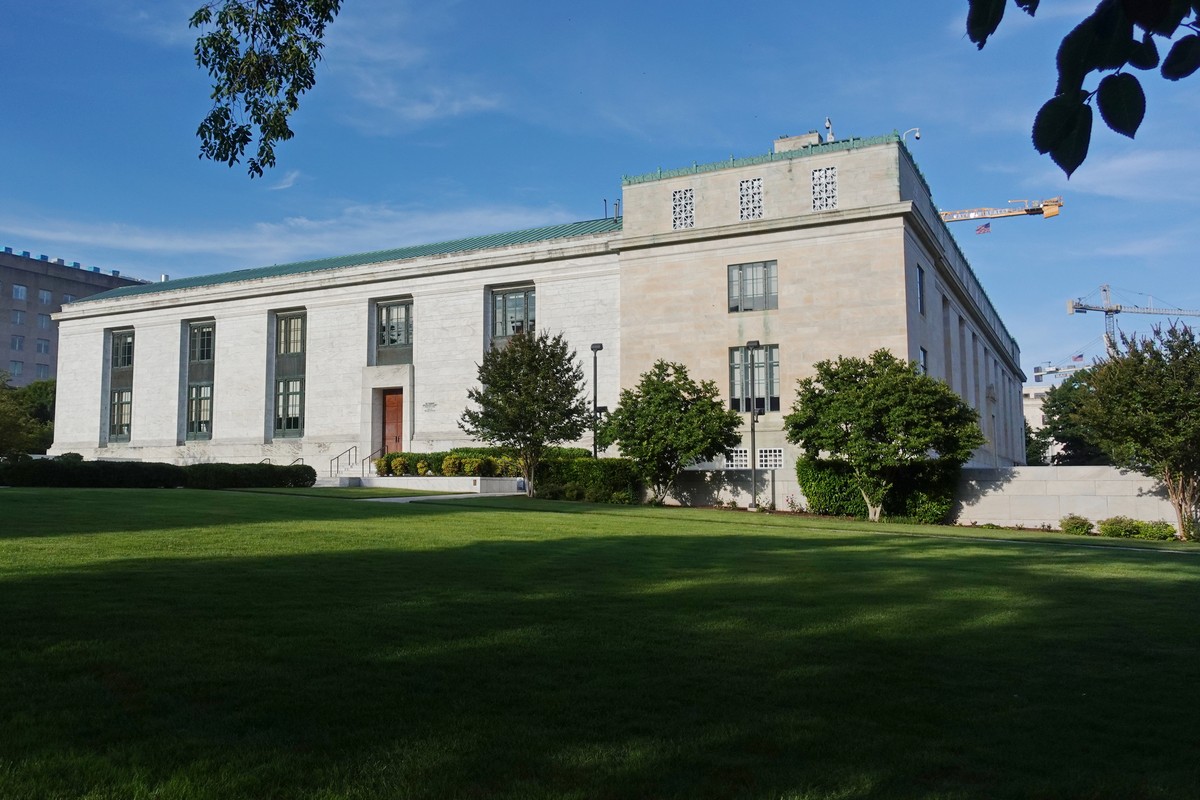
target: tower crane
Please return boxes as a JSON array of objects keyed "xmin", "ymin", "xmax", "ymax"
[
  {"xmin": 939, "ymin": 197, "xmax": 1064, "ymax": 224},
  {"xmin": 1068, "ymin": 284, "xmax": 1200, "ymax": 345}
]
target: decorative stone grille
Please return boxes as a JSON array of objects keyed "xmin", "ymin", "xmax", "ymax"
[
  {"xmin": 739, "ymin": 177, "xmax": 763, "ymax": 220},
  {"xmin": 811, "ymin": 166, "xmax": 838, "ymax": 211},
  {"xmin": 672, "ymin": 188, "xmax": 695, "ymax": 229},
  {"xmin": 757, "ymin": 448, "xmax": 785, "ymax": 470},
  {"xmin": 725, "ymin": 448, "xmax": 749, "ymax": 469}
]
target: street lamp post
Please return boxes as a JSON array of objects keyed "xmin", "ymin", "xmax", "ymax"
[
  {"xmin": 745, "ymin": 340, "xmax": 760, "ymax": 510},
  {"xmin": 590, "ymin": 343, "xmax": 603, "ymax": 458}
]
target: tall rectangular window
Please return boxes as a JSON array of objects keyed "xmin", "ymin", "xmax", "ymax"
[
  {"xmin": 12, "ymin": 284, "xmax": 27, "ymax": 301},
  {"xmin": 491, "ymin": 287, "xmax": 535, "ymax": 348},
  {"xmin": 916, "ymin": 265, "xmax": 926, "ymax": 316},
  {"xmin": 36, "ymin": 338, "xmax": 50, "ymax": 354},
  {"xmin": 62, "ymin": 293, "xmax": 76, "ymax": 304},
  {"xmin": 812, "ymin": 166, "xmax": 838, "ymax": 211},
  {"xmin": 10, "ymin": 335, "xmax": 24, "ymax": 351},
  {"xmin": 273, "ymin": 312, "xmax": 306, "ymax": 437},
  {"xmin": 739, "ymin": 177, "xmax": 763, "ymax": 221},
  {"xmin": 728, "ymin": 261, "xmax": 778, "ymax": 313},
  {"xmin": 672, "ymin": 188, "xmax": 695, "ymax": 230},
  {"xmin": 107, "ymin": 329, "xmax": 134, "ymax": 443},
  {"xmin": 919, "ymin": 347, "xmax": 929, "ymax": 375},
  {"xmin": 376, "ymin": 299, "xmax": 413, "ymax": 365},
  {"xmin": 38, "ymin": 289, "xmax": 51, "ymax": 305},
  {"xmin": 9, "ymin": 360, "xmax": 23, "ymax": 376},
  {"xmin": 186, "ymin": 321, "xmax": 215, "ymax": 440},
  {"xmin": 35, "ymin": 364, "xmax": 50, "ymax": 379},
  {"xmin": 275, "ymin": 378, "xmax": 304, "ymax": 436},
  {"xmin": 186, "ymin": 384, "xmax": 214, "ymax": 439},
  {"xmin": 109, "ymin": 389, "xmax": 132, "ymax": 441},
  {"xmin": 37, "ymin": 314, "xmax": 50, "ymax": 329},
  {"xmin": 10, "ymin": 310, "xmax": 24, "ymax": 325},
  {"xmin": 729, "ymin": 344, "xmax": 781, "ymax": 413},
  {"xmin": 112, "ymin": 330, "xmax": 134, "ymax": 368}
]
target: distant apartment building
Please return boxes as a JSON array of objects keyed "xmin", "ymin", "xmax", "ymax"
[{"xmin": 1, "ymin": 247, "xmax": 141, "ymax": 386}]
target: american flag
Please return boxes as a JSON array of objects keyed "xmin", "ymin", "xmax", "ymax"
[
  {"xmin": 1072, "ymin": 353, "xmax": 1084, "ymax": 362},
  {"xmin": 976, "ymin": 222, "xmax": 991, "ymax": 235}
]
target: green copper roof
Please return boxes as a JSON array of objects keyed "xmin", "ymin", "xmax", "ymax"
[
  {"xmin": 622, "ymin": 133, "xmax": 905, "ymax": 185},
  {"xmin": 82, "ymin": 216, "xmax": 624, "ymax": 303}
]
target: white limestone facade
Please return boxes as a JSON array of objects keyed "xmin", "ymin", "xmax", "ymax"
[{"xmin": 51, "ymin": 132, "xmax": 1026, "ymax": 477}]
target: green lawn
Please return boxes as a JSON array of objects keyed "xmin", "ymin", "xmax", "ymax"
[{"xmin": 1, "ymin": 489, "xmax": 1198, "ymax": 799}]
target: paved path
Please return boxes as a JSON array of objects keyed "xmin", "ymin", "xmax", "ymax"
[{"xmin": 359, "ymin": 493, "xmax": 526, "ymax": 504}]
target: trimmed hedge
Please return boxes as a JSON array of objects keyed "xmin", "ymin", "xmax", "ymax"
[
  {"xmin": 374, "ymin": 449, "xmax": 522, "ymax": 478},
  {"xmin": 536, "ymin": 457, "xmax": 641, "ymax": 504},
  {"xmin": 1097, "ymin": 516, "xmax": 1177, "ymax": 541},
  {"xmin": 0, "ymin": 458, "xmax": 316, "ymax": 489},
  {"xmin": 794, "ymin": 458, "xmax": 960, "ymax": 524}
]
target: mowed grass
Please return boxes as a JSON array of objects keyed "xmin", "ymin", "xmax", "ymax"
[{"xmin": 1, "ymin": 489, "xmax": 1198, "ymax": 799}]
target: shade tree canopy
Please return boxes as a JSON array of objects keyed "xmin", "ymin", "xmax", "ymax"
[
  {"xmin": 1076, "ymin": 323, "xmax": 1200, "ymax": 539},
  {"xmin": 599, "ymin": 360, "xmax": 742, "ymax": 505},
  {"xmin": 784, "ymin": 350, "xmax": 985, "ymax": 522},
  {"xmin": 458, "ymin": 331, "xmax": 590, "ymax": 497}
]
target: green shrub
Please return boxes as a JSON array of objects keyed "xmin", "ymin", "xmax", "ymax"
[
  {"xmin": 536, "ymin": 457, "xmax": 641, "ymax": 504},
  {"xmin": 0, "ymin": 459, "xmax": 314, "ymax": 489},
  {"xmin": 795, "ymin": 458, "xmax": 960, "ymax": 523},
  {"xmin": 374, "ymin": 457, "xmax": 392, "ymax": 476},
  {"xmin": 536, "ymin": 482, "xmax": 565, "ymax": 500},
  {"xmin": 1059, "ymin": 514, "xmax": 1094, "ymax": 536},
  {"xmin": 610, "ymin": 489, "xmax": 635, "ymax": 505},
  {"xmin": 1097, "ymin": 516, "xmax": 1176, "ymax": 540},
  {"xmin": 1136, "ymin": 521, "xmax": 1177, "ymax": 540},
  {"xmin": 441, "ymin": 454, "xmax": 463, "ymax": 477},
  {"xmin": 460, "ymin": 457, "xmax": 482, "ymax": 476},
  {"xmin": 795, "ymin": 459, "xmax": 866, "ymax": 517},
  {"xmin": 1097, "ymin": 516, "xmax": 1142, "ymax": 539}
]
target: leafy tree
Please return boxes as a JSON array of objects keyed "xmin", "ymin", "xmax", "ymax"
[
  {"xmin": 1038, "ymin": 372, "xmax": 1112, "ymax": 466},
  {"xmin": 1078, "ymin": 324, "xmax": 1200, "ymax": 539},
  {"xmin": 783, "ymin": 350, "xmax": 985, "ymax": 522},
  {"xmin": 1024, "ymin": 420, "xmax": 1051, "ymax": 466},
  {"xmin": 190, "ymin": 0, "xmax": 342, "ymax": 177},
  {"xmin": 459, "ymin": 331, "xmax": 590, "ymax": 497},
  {"xmin": 967, "ymin": 0, "xmax": 1200, "ymax": 175},
  {"xmin": 599, "ymin": 360, "xmax": 742, "ymax": 504},
  {"xmin": 0, "ymin": 374, "xmax": 41, "ymax": 460}
]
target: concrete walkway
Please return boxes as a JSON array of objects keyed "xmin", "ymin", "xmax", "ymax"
[{"xmin": 359, "ymin": 492, "xmax": 527, "ymax": 504}]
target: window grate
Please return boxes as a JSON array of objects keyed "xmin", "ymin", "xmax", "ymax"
[
  {"xmin": 739, "ymin": 177, "xmax": 763, "ymax": 221},
  {"xmin": 812, "ymin": 166, "xmax": 838, "ymax": 211},
  {"xmin": 672, "ymin": 188, "xmax": 695, "ymax": 230}
]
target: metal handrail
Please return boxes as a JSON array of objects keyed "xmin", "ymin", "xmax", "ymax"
[
  {"xmin": 329, "ymin": 445, "xmax": 357, "ymax": 478},
  {"xmin": 259, "ymin": 457, "xmax": 271, "ymax": 464},
  {"xmin": 362, "ymin": 446, "xmax": 384, "ymax": 476},
  {"xmin": 289, "ymin": 458, "xmax": 304, "ymax": 466}
]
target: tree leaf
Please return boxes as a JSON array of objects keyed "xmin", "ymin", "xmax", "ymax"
[
  {"xmin": 1032, "ymin": 91, "xmax": 1090, "ymax": 154},
  {"xmin": 967, "ymin": 0, "xmax": 1006, "ymax": 48},
  {"xmin": 1162, "ymin": 34, "xmax": 1200, "ymax": 79},
  {"xmin": 1049, "ymin": 102, "xmax": 1094, "ymax": 177},
  {"xmin": 1097, "ymin": 72, "xmax": 1146, "ymax": 137},
  {"xmin": 1015, "ymin": 0, "xmax": 1040, "ymax": 15},
  {"xmin": 1127, "ymin": 31, "xmax": 1161, "ymax": 68}
]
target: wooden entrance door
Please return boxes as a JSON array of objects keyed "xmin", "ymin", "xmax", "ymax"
[{"xmin": 382, "ymin": 389, "xmax": 404, "ymax": 453}]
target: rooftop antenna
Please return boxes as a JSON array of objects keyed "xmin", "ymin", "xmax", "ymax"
[
  {"xmin": 603, "ymin": 199, "xmax": 608, "ymax": 218},
  {"xmin": 825, "ymin": 117, "xmax": 835, "ymax": 143}
]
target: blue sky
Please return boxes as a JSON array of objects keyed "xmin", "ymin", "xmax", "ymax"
[{"xmin": 4, "ymin": 1, "xmax": 1198, "ymax": 379}]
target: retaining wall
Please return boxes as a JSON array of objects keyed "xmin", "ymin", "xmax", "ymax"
[{"xmin": 954, "ymin": 466, "xmax": 1173, "ymax": 528}]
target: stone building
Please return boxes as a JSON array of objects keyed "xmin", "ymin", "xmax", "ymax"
[
  {"xmin": 2, "ymin": 247, "xmax": 141, "ymax": 387},
  {"xmin": 50, "ymin": 132, "xmax": 1026, "ymax": 490}
]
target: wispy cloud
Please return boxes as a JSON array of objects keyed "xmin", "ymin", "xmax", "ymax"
[
  {"xmin": 1028, "ymin": 148, "xmax": 1200, "ymax": 203},
  {"xmin": 0, "ymin": 203, "xmax": 579, "ymax": 279},
  {"xmin": 269, "ymin": 170, "xmax": 302, "ymax": 191}
]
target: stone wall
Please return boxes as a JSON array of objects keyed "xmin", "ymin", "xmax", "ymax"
[{"xmin": 954, "ymin": 466, "xmax": 1173, "ymax": 529}]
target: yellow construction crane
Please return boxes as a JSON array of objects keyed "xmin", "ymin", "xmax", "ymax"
[
  {"xmin": 1069, "ymin": 284, "xmax": 1200, "ymax": 346},
  {"xmin": 939, "ymin": 197, "xmax": 1064, "ymax": 224}
]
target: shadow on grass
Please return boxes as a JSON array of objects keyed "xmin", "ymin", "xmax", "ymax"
[{"xmin": 2, "ymin": 526, "xmax": 1199, "ymax": 799}]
